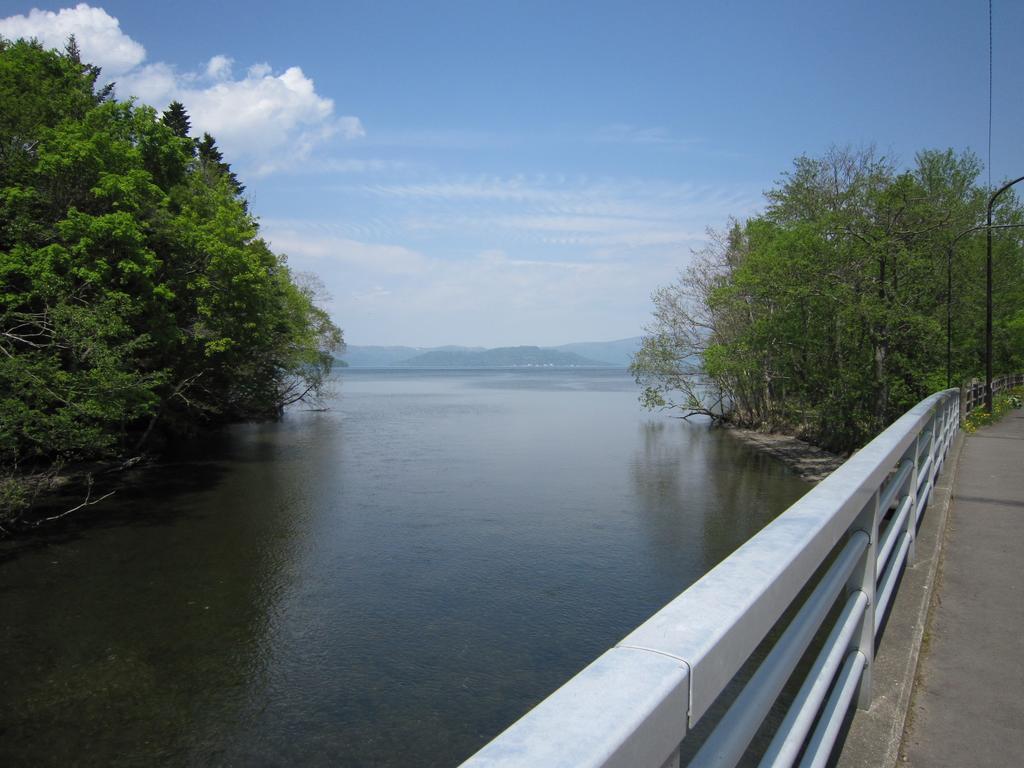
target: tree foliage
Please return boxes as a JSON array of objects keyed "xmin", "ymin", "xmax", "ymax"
[
  {"xmin": 160, "ymin": 100, "xmax": 191, "ymax": 139},
  {"xmin": 632, "ymin": 147, "xmax": 1024, "ymax": 452},
  {"xmin": 0, "ymin": 38, "xmax": 343, "ymax": 524}
]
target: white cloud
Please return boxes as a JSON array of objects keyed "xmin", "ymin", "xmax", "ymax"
[
  {"xmin": 146, "ymin": 62, "xmax": 362, "ymax": 175},
  {"xmin": 364, "ymin": 176, "xmax": 762, "ymax": 219},
  {"xmin": 367, "ymin": 177, "xmax": 565, "ymax": 203},
  {"xmin": 268, "ymin": 230, "xmax": 429, "ymax": 276},
  {"xmin": 594, "ymin": 124, "xmax": 700, "ymax": 148},
  {"xmin": 116, "ymin": 61, "xmax": 178, "ymax": 104},
  {"xmin": 247, "ymin": 62, "xmax": 272, "ymax": 78},
  {"xmin": 0, "ymin": 4, "xmax": 360, "ymax": 175},
  {"xmin": 205, "ymin": 54, "xmax": 233, "ymax": 81},
  {"xmin": 261, "ymin": 224, "xmax": 683, "ymax": 346},
  {"xmin": 255, "ymin": 170, "xmax": 768, "ymax": 345},
  {"xmin": 309, "ymin": 158, "xmax": 411, "ymax": 174},
  {"xmin": 362, "ymin": 174, "xmax": 760, "ymax": 254},
  {"xmin": 352, "ymin": 246, "xmax": 666, "ymax": 347},
  {"xmin": 0, "ymin": 3, "xmax": 145, "ymax": 75},
  {"xmin": 117, "ymin": 57, "xmax": 363, "ymax": 175}
]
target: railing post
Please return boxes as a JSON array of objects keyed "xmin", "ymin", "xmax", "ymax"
[
  {"xmin": 947, "ymin": 396, "xmax": 953, "ymax": 445},
  {"xmin": 946, "ymin": 397, "xmax": 954, "ymax": 450},
  {"xmin": 929, "ymin": 405, "xmax": 938, "ymax": 463},
  {"xmin": 847, "ymin": 490, "xmax": 878, "ymax": 709},
  {"xmin": 905, "ymin": 423, "xmax": 929, "ymax": 561},
  {"xmin": 942, "ymin": 394, "xmax": 948, "ymax": 447},
  {"xmin": 907, "ymin": 432, "xmax": 923, "ymax": 563}
]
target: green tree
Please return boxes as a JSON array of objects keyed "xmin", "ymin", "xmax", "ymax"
[
  {"xmin": 633, "ymin": 147, "xmax": 1024, "ymax": 452},
  {"xmin": 0, "ymin": 37, "xmax": 343, "ymax": 527},
  {"xmin": 196, "ymin": 131, "xmax": 245, "ymax": 197},
  {"xmin": 161, "ymin": 100, "xmax": 192, "ymax": 141}
]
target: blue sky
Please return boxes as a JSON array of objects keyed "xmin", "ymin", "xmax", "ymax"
[{"xmin": 2, "ymin": 1, "xmax": 1022, "ymax": 346}]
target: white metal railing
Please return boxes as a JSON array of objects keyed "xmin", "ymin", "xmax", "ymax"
[{"xmin": 461, "ymin": 389, "xmax": 961, "ymax": 768}]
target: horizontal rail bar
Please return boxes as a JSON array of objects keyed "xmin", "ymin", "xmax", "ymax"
[
  {"xmin": 874, "ymin": 531, "xmax": 912, "ymax": 635},
  {"xmin": 916, "ymin": 479, "xmax": 933, "ymax": 521},
  {"xmin": 689, "ymin": 533, "xmax": 869, "ymax": 768},
  {"xmin": 798, "ymin": 651, "xmax": 867, "ymax": 768},
  {"xmin": 930, "ymin": 441, "xmax": 943, "ymax": 481},
  {"xmin": 758, "ymin": 590, "xmax": 868, "ymax": 768},
  {"xmin": 876, "ymin": 495, "xmax": 912, "ymax": 572},
  {"xmin": 916, "ymin": 455, "xmax": 933, "ymax": 492},
  {"xmin": 878, "ymin": 460, "xmax": 912, "ymax": 516},
  {"xmin": 916, "ymin": 429, "xmax": 932, "ymax": 459}
]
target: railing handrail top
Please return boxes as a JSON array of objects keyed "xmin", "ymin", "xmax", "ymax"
[{"xmin": 463, "ymin": 647, "xmax": 690, "ymax": 767}]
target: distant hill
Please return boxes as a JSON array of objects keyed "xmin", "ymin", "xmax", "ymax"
[
  {"xmin": 401, "ymin": 346, "xmax": 609, "ymax": 368},
  {"xmin": 338, "ymin": 345, "xmax": 484, "ymax": 367},
  {"xmin": 338, "ymin": 337, "xmax": 641, "ymax": 368},
  {"xmin": 551, "ymin": 337, "xmax": 642, "ymax": 368}
]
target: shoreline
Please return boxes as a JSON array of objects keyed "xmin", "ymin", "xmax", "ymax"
[
  {"xmin": 0, "ymin": 456, "xmax": 148, "ymax": 538},
  {"xmin": 724, "ymin": 426, "xmax": 847, "ymax": 483}
]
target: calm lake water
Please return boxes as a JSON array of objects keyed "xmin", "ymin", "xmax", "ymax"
[{"xmin": 0, "ymin": 369, "xmax": 809, "ymax": 767}]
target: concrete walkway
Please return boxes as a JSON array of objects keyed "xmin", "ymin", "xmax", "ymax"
[{"xmin": 900, "ymin": 409, "xmax": 1024, "ymax": 766}]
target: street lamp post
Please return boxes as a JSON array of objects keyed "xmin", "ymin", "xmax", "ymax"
[
  {"xmin": 946, "ymin": 222, "xmax": 1024, "ymax": 389},
  {"xmin": 985, "ymin": 175, "xmax": 1024, "ymax": 412}
]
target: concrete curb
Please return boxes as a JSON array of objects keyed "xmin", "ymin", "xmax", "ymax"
[{"xmin": 835, "ymin": 429, "xmax": 965, "ymax": 768}]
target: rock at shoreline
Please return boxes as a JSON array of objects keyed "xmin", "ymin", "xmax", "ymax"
[{"xmin": 727, "ymin": 428, "xmax": 846, "ymax": 483}]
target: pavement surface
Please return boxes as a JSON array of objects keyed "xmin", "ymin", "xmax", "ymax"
[{"xmin": 900, "ymin": 410, "xmax": 1024, "ymax": 767}]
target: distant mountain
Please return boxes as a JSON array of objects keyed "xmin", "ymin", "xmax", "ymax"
[
  {"xmin": 551, "ymin": 337, "xmax": 642, "ymax": 368},
  {"xmin": 339, "ymin": 337, "xmax": 641, "ymax": 368},
  {"xmin": 401, "ymin": 346, "xmax": 609, "ymax": 368},
  {"xmin": 339, "ymin": 345, "xmax": 484, "ymax": 367}
]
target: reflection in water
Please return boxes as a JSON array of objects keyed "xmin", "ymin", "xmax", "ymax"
[
  {"xmin": 0, "ymin": 369, "xmax": 809, "ymax": 766},
  {"xmin": 630, "ymin": 420, "xmax": 809, "ymax": 599},
  {"xmin": 1, "ymin": 446, "xmax": 291, "ymax": 765}
]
